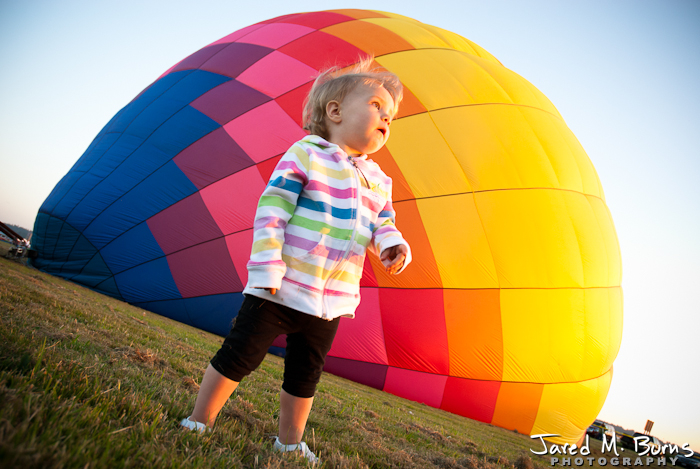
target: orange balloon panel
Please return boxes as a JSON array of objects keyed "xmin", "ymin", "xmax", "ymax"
[
  {"xmin": 491, "ymin": 382, "xmax": 544, "ymax": 435},
  {"xmin": 443, "ymin": 289, "xmax": 503, "ymax": 381}
]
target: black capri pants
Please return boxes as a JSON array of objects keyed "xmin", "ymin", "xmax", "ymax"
[{"xmin": 210, "ymin": 294, "xmax": 340, "ymax": 398}]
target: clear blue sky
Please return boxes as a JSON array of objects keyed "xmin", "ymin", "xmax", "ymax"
[{"xmin": 1, "ymin": 0, "xmax": 698, "ymax": 450}]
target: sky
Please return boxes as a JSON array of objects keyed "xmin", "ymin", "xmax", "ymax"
[{"xmin": 1, "ymin": 0, "xmax": 699, "ymax": 451}]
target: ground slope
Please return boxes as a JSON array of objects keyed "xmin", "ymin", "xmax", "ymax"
[{"xmin": 0, "ymin": 252, "xmax": 629, "ymax": 468}]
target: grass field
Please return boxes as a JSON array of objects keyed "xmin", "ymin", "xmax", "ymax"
[{"xmin": 0, "ymin": 255, "xmax": 669, "ymax": 468}]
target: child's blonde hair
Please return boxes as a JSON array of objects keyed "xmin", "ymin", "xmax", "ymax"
[{"xmin": 302, "ymin": 56, "xmax": 403, "ymax": 140}]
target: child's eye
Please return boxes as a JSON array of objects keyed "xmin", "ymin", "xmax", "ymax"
[{"xmin": 372, "ymin": 102, "xmax": 380, "ymax": 109}]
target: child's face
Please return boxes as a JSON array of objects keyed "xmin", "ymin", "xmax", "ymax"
[{"xmin": 326, "ymin": 83, "xmax": 395, "ymax": 156}]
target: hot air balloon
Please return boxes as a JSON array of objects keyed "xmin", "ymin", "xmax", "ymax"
[{"xmin": 31, "ymin": 9, "xmax": 622, "ymax": 444}]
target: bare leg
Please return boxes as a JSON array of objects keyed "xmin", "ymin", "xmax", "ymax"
[
  {"xmin": 188, "ymin": 363, "xmax": 239, "ymax": 427},
  {"xmin": 278, "ymin": 388, "xmax": 314, "ymax": 445}
]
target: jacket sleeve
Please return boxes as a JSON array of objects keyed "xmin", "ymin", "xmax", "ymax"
[
  {"xmin": 246, "ymin": 143, "xmax": 310, "ymax": 289},
  {"xmin": 370, "ymin": 179, "xmax": 412, "ymax": 274}
]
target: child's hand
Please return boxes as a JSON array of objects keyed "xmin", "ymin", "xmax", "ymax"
[
  {"xmin": 255, "ymin": 287, "xmax": 277, "ymax": 295},
  {"xmin": 380, "ymin": 245, "xmax": 407, "ymax": 275}
]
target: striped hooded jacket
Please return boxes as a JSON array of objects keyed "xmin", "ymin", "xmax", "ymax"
[{"xmin": 242, "ymin": 135, "xmax": 411, "ymax": 320}]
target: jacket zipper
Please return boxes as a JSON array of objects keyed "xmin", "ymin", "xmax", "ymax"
[
  {"xmin": 322, "ymin": 155, "xmax": 363, "ymax": 319},
  {"xmin": 350, "ymin": 156, "xmax": 370, "ymax": 189}
]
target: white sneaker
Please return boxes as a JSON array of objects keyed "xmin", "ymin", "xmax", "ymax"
[
  {"xmin": 273, "ymin": 436, "xmax": 319, "ymax": 465},
  {"xmin": 179, "ymin": 417, "xmax": 211, "ymax": 433}
]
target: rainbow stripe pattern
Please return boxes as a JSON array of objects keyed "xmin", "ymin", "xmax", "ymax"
[{"xmin": 244, "ymin": 135, "xmax": 410, "ymax": 319}]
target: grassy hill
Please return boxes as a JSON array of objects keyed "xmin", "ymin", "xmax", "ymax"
[{"xmin": 0, "ymin": 252, "xmax": 660, "ymax": 468}]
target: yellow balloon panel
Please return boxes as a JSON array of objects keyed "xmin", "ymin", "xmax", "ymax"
[
  {"xmin": 531, "ymin": 369, "xmax": 613, "ymax": 445},
  {"xmin": 416, "ymin": 194, "xmax": 498, "ymax": 288},
  {"xmin": 587, "ymin": 196, "xmax": 623, "ymax": 285},
  {"xmin": 369, "ymin": 10, "xmax": 418, "ymax": 22},
  {"xmin": 501, "ymin": 288, "xmax": 585, "ymax": 383},
  {"xmin": 562, "ymin": 194, "xmax": 622, "ymax": 287},
  {"xmin": 583, "ymin": 287, "xmax": 623, "ymax": 371},
  {"xmin": 458, "ymin": 38, "xmax": 502, "ymax": 65},
  {"xmin": 500, "ymin": 288, "xmax": 622, "ymax": 383},
  {"xmin": 475, "ymin": 56, "xmax": 563, "ymax": 119},
  {"xmin": 474, "ymin": 189, "xmax": 621, "ymax": 288},
  {"xmin": 364, "ymin": 17, "xmax": 500, "ymax": 65},
  {"xmin": 430, "ymin": 106, "xmax": 603, "ymax": 197},
  {"xmin": 364, "ymin": 18, "xmax": 466, "ymax": 51},
  {"xmin": 409, "ymin": 21, "xmax": 501, "ymax": 64},
  {"xmin": 386, "ymin": 113, "xmax": 472, "ymax": 198},
  {"xmin": 377, "ymin": 49, "xmax": 561, "ymax": 115}
]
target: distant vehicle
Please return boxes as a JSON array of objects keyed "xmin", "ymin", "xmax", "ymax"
[
  {"xmin": 586, "ymin": 420, "xmax": 614, "ymax": 440},
  {"xmin": 620, "ymin": 432, "xmax": 661, "ymax": 453},
  {"xmin": 5, "ymin": 241, "xmax": 28, "ymax": 259},
  {"xmin": 676, "ymin": 452, "xmax": 700, "ymax": 469}
]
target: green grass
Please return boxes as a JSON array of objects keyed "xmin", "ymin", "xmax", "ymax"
[{"xmin": 0, "ymin": 256, "xmax": 663, "ymax": 468}]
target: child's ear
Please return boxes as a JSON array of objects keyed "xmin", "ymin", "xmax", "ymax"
[{"xmin": 326, "ymin": 100, "xmax": 342, "ymax": 123}]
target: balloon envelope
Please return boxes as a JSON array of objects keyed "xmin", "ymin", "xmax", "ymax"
[{"xmin": 32, "ymin": 9, "xmax": 622, "ymax": 444}]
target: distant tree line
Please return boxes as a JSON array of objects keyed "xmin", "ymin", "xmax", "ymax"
[{"xmin": 6, "ymin": 224, "xmax": 32, "ymax": 240}]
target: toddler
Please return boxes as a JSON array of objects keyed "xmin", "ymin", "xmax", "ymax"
[{"xmin": 180, "ymin": 57, "xmax": 412, "ymax": 464}]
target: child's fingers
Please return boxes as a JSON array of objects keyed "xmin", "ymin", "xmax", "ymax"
[
  {"xmin": 381, "ymin": 245, "xmax": 405, "ymax": 262},
  {"xmin": 391, "ymin": 254, "xmax": 405, "ymax": 266},
  {"xmin": 380, "ymin": 252, "xmax": 396, "ymax": 268},
  {"xmin": 385, "ymin": 254, "xmax": 405, "ymax": 274}
]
